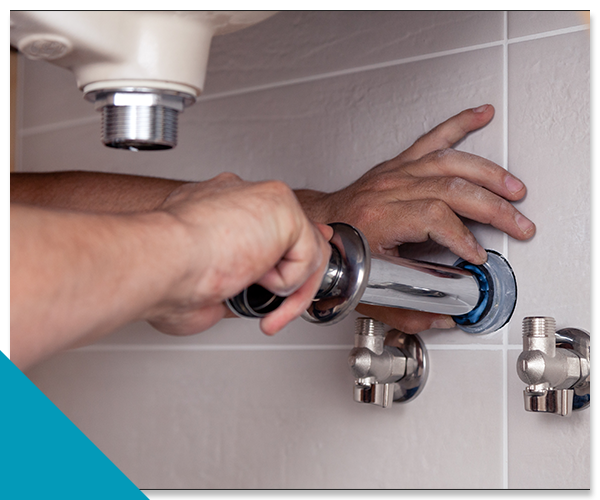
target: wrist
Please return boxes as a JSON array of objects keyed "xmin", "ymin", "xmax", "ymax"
[
  {"xmin": 134, "ymin": 210, "xmax": 203, "ymax": 320},
  {"xmin": 294, "ymin": 189, "xmax": 332, "ymax": 223}
]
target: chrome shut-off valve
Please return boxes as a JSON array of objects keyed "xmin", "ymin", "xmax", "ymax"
[
  {"xmin": 348, "ymin": 318, "xmax": 428, "ymax": 408},
  {"xmin": 516, "ymin": 316, "xmax": 590, "ymax": 417}
]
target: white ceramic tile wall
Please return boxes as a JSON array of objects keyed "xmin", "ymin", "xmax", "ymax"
[{"xmin": 17, "ymin": 12, "xmax": 590, "ymax": 489}]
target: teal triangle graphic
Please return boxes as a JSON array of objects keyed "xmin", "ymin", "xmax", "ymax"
[{"xmin": 0, "ymin": 351, "xmax": 148, "ymax": 499}]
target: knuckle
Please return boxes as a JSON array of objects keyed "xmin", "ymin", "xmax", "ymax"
[
  {"xmin": 437, "ymin": 147, "xmax": 455, "ymax": 158},
  {"xmin": 261, "ymin": 181, "xmax": 300, "ymax": 225},
  {"xmin": 444, "ymin": 176, "xmax": 471, "ymax": 194},
  {"xmin": 491, "ymin": 197, "xmax": 516, "ymax": 223},
  {"xmin": 494, "ymin": 195, "xmax": 510, "ymax": 212},
  {"xmin": 430, "ymin": 148, "xmax": 456, "ymax": 162},
  {"xmin": 359, "ymin": 171, "xmax": 398, "ymax": 192},
  {"xmin": 353, "ymin": 203, "xmax": 389, "ymax": 230},
  {"xmin": 264, "ymin": 179, "xmax": 293, "ymax": 197},
  {"xmin": 215, "ymin": 172, "xmax": 241, "ymax": 182},
  {"xmin": 420, "ymin": 148, "xmax": 457, "ymax": 173},
  {"xmin": 423, "ymin": 199, "xmax": 452, "ymax": 223}
]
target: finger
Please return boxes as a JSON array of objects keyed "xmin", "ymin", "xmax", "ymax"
[
  {"xmin": 315, "ymin": 222, "xmax": 334, "ymax": 241},
  {"xmin": 355, "ymin": 304, "xmax": 455, "ymax": 334},
  {"xmin": 258, "ymin": 224, "xmax": 331, "ymax": 296},
  {"xmin": 402, "ymin": 149, "xmax": 527, "ymax": 201},
  {"xmin": 399, "ymin": 105, "xmax": 495, "ymax": 162},
  {"xmin": 260, "ymin": 223, "xmax": 332, "ymax": 334},
  {"xmin": 211, "ymin": 172, "xmax": 243, "ymax": 185},
  {"xmin": 259, "ymin": 262, "xmax": 325, "ymax": 335},
  {"xmin": 393, "ymin": 175, "xmax": 535, "ymax": 242},
  {"xmin": 368, "ymin": 199, "xmax": 488, "ymax": 264}
]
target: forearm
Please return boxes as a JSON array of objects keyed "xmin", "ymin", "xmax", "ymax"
[
  {"xmin": 10, "ymin": 203, "xmax": 193, "ymax": 370},
  {"xmin": 10, "ymin": 171, "xmax": 186, "ymax": 213},
  {"xmin": 8, "ymin": 173, "xmax": 331, "ymax": 347},
  {"xmin": 10, "ymin": 171, "xmax": 332, "ymax": 223}
]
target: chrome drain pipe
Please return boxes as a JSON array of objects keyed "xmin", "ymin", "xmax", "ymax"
[{"xmin": 227, "ymin": 223, "xmax": 517, "ymax": 335}]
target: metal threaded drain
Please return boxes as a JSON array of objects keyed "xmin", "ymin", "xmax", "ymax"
[
  {"xmin": 86, "ymin": 88, "xmax": 195, "ymax": 151},
  {"xmin": 102, "ymin": 105, "xmax": 178, "ymax": 151}
]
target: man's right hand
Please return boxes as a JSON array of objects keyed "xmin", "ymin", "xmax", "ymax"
[{"xmin": 147, "ymin": 173, "xmax": 333, "ymax": 337}]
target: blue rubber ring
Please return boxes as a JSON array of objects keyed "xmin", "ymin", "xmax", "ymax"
[{"xmin": 453, "ymin": 263, "xmax": 492, "ymax": 326}]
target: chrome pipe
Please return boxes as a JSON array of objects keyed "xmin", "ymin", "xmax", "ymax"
[
  {"xmin": 362, "ymin": 254, "xmax": 480, "ymax": 316},
  {"xmin": 227, "ymin": 223, "xmax": 517, "ymax": 335}
]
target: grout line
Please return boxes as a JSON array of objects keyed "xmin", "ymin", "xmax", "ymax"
[
  {"xmin": 199, "ymin": 25, "xmax": 589, "ymax": 104},
  {"xmin": 74, "ymin": 342, "xmax": 525, "ymax": 352},
  {"xmin": 502, "ymin": 11, "xmax": 510, "ymax": 490},
  {"xmin": 503, "ymin": 336, "xmax": 510, "ymax": 490},
  {"xmin": 198, "ymin": 40, "xmax": 506, "ymax": 103},
  {"xmin": 427, "ymin": 343, "xmax": 520, "ymax": 350},
  {"xmin": 75, "ymin": 344, "xmax": 355, "ymax": 352},
  {"xmin": 20, "ymin": 115, "xmax": 99, "ymax": 137},
  {"xmin": 506, "ymin": 24, "xmax": 589, "ymax": 45}
]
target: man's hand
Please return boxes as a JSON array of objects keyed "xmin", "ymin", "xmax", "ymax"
[
  {"xmin": 11, "ymin": 173, "xmax": 332, "ymax": 369},
  {"xmin": 147, "ymin": 173, "xmax": 333, "ymax": 337},
  {"xmin": 297, "ymin": 105, "xmax": 535, "ymax": 333}
]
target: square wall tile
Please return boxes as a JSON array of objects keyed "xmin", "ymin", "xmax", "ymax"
[
  {"xmin": 26, "ymin": 348, "xmax": 504, "ymax": 489},
  {"xmin": 507, "ymin": 32, "xmax": 590, "ymax": 345},
  {"xmin": 20, "ymin": 56, "xmax": 95, "ymax": 130},
  {"xmin": 205, "ymin": 11, "xmax": 504, "ymax": 95},
  {"xmin": 508, "ymin": 11, "xmax": 589, "ymax": 39}
]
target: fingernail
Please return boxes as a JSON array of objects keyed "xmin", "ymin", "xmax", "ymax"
[
  {"xmin": 515, "ymin": 213, "xmax": 535, "ymax": 234},
  {"xmin": 473, "ymin": 104, "xmax": 489, "ymax": 113},
  {"xmin": 477, "ymin": 244, "xmax": 488, "ymax": 262},
  {"xmin": 505, "ymin": 175, "xmax": 525, "ymax": 194},
  {"xmin": 431, "ymin": 317, "xmax": 456, "ymax": 330}
]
